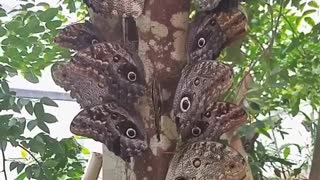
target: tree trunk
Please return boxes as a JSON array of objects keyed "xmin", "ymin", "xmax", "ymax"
[
  {"xmin": 309, "ymin": 111, "xmax": 320, "ymax": 180},
  {"xmin": 133, "ymin": 0, "xmax": 190, "ymax": 180}
]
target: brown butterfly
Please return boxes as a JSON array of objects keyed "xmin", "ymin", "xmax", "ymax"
[
  {"xmin": 51, "ymin": 42, "xmax": 146, "ymax": 108},
  {"xmin": 166, "ymin": 141, "xmax": 247, "ymax": 180},
  {"xmin": 187, "ymin": 7, "xmax": 247, "ymax": 63},
  {"xmin": 70, "ymin": 101, "xmax": 148, "ymax": 162}
]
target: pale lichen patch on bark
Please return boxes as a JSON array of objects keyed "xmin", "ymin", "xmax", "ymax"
[
  {"xmin": 136, "ymin": 96, "xmax": 152, "ymax": 128},
  {"xmin": 149, "ymin": 134, "xmax": 173, "ymax": 156},
  {"xmin": 138, "ymin": 40, "xmax": 153, "ymax": 82},
  {"xmin": 161, "ymin": 116, "xmax": 179, "ymax": 140},
  {"xmin": 155, "ymin": 61, "xmax": 166, "ymax": 71},
  {"xmin": 150, "ymin": 21, "xmax": 169, "ymax": 40},
  {"xmin": 170, "ymin": 30, "xmax": 187, "ymax": 61},
  {"xmin": 161, "ymin": 88, "xmax": 172, "ymax": 101},
  {"xmin": 170, "ymin": 12, "xmax": 189, "ymax": 29},
  {"xmin": 136, "ymin": 15, "xmax": 151, "ymax": 33}
]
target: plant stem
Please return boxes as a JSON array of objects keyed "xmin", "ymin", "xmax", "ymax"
[
  {"xmin": 271, "ymin": 128, "xmax": 286, "ymax": 179},
  {"xmin": 17, "ymin": 144, "xmax": 43, "ymax": 173},
  {"xmin": 0, "ymin": 144, "xmax": 8, "ymax": 180}
]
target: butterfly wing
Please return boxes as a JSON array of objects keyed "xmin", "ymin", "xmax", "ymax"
[
  {"xmin": 172, "ymin": 61, "xmax": 233, "ymax": 128},
  {"xmin": 166, "ymin": 141, "xmax": 247, "ymax": 180},
  {"xmin": 54, "ymin": 21, "xmax": 100, "ymax": 50},
  {"xmin": 84, "ymin": 0, "xmax": 145, "ymax": 18},
  {"xmin": 180, "ymin": 101, "xmax": 247, "ymax": 142},
  {"xmin": 187, "ymin": 7, "xmax": 247, "ymax": 63},
  {"xmin": 51, "ymin": 42, "xmax": 146, "ymax": 107},
  {"xmin": 70, "ymin": 102, "xmax": 148, "ymax": 161},
  {"xmin": 51, "ymin": 61, "xmax": 112, "ymax": 107}
]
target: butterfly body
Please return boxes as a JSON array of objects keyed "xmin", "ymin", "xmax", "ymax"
[{"xmin": 165, "ymin": 141, "xmax": 247, "ymax": 180}]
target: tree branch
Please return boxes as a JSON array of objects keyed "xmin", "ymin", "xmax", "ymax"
[
  {"xmin": 132, "ymin": 0, "xmax": 190, "ymax": 179},
  {"xmin": 309, "ymin": 110, "xmax": 320, "ymax": 180},
  {"xmin": 1, "ymin": 143, "xmax": 8, "ymax": 180}
]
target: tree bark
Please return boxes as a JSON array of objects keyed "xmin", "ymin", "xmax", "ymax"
[
  {"xmin": 309, "ymin": 111, "xmax": 320, "ymax": 180},
  {"xmin": 133, "ymin": 0, "xmax": 190, "ymax": 180}
]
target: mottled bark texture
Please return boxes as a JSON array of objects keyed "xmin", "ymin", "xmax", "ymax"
[{"xmin": 133, "ymin": 0, "xmax": 191, "ymax": 180}]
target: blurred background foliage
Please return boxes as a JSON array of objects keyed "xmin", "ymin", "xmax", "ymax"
[{"xmin": 0, "ymin": 0, "xmax": 319, "ymax": 179}]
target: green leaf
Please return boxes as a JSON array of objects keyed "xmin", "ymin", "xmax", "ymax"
[
  {"xmin": 28, "ymin": 137, "xmax": 45, "ymax": 154},
  {"xmin": 0, "ymin": 8, "xmax": 6, "ymax": 17},
  {"xmin": 25, "ymin": 102, "xmax": 34, "ymax": 115},
  {"xmin": 305, "ymin": 17, "xmax": 315, "ymax": 27},
  {"xmin": 10, "ymin": 161, "xmax": 19, "ymax": 171},
  {"xmin": 46, "ymin": 20, "xmax": 62, "ymax": 30},
  {"xmin": 0, "ymin": 26, "xmax": 6, "ymax": 37},
  {"xmin": 43, "ymin": 113, "xmax": 58, "ymax": 123},
  {"xmin": 81, "ymin": 147, "xmax": 90, "ymax": 155},
  {"xmin": 308, "ymin": 1, "xmax": 319, "ymax": 8},
  {"xmin": 25, "ymin": 164, "xmax": 41, "ymax": 179},
  {"xmin": 24, "ymin": 71, "xmax": 39, "ymax": 83},
  {"xmin": 5, "ymin": 20, "xmax": 22, "ymax": 32},
  {"xmin": 34, "ymin": 102, "xmax": 44, "ymax": 118},
  {"xmin": 283, "ymin": 147, "xmax": 290, "ymax": 159},
  {"xmin": 1, "ymin": 80, "xmax": 10, "ymax": 93},
  {"xmin": 0, "ymin": 141, "xmax": 7, "ymax": 151},
  {"xmin": 40, "ymin": 97, "xmax": 58, "ymax": 107},
  {"xmin": 44, "ymin": 159, "xmax": 59, "ymax": 168},
  {"xmin": 18, "ymin": 98, "xmax": 30, "ymax": 106},
  {"xmin": 27, "ymin": 120, "xmax": 37, "ymax": 131},
  {"xmin": 37, "ymin": 121, "xmax": 50, "ymax": 134},
  {"xmin": 16, "ymin": 172, "xmax": 26, "ymax": 180},
  {"xmin": 17, "ymin": 163, "xmax": 26, "ymax": 174},
  {"xmin": 38, "ymin": 8, "xmax": 59, "ymax": 22}
]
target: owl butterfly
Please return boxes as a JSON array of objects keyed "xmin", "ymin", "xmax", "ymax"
[
  {"xmin": 197, "ymin": 0, "xmax": 241, "ymax": 12},
  {"xmin": 172, "ymin": 60, "xmax": 233, "ymax": 133},
  {"xmin": 187, "ymin": 6, "xmax": 247, "ymax": 63},
  {"xmin": 70, "ymin": 101, "xmax": 148, "ymax": 162},
  {"xmin": 84, "ymin": 0, "xmax": 145, "ymax": 19},
  {"xmin": 179, "ymin": 101, "xmax": 247, "ymax": 142},
  {"xmin": 54, "ymin": 21, "xmax": 101, "ymax": 50},
  {"xmin": 51, "ymin": 42, "xmax": 146, "ymax": 108},
  {"xmin": 165, "ymin": 141, "xmax": 247, "ymax": 180}
]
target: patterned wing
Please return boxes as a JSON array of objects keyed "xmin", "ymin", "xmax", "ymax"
[
  {"xmin": 172, "ymin": 60, "xmax": 233, "ymax": 131},
  {"xmin": 166, "ymin": 141, "xmax": 247, "ymax": 180},
  {"xmin": 54, "ymin": 21, "xmax": 101, "ymax": 50},
  {"xmin": 84, "ymin": 0, "xmax": 145, "ymax": 18},
  {"xmin": 70, "ymin": 102, "xmax": 148, "ymax": 161},
  {"xmin": 197, "ymin": 0, "xmax": 240, "ymax": 12},
  {"xmin": 179, "ymin": 101, "xmax": 247, "ymax": 142},
  {"xmin": 187, "ymin": 8, "xmax": 247, "ymax": 63},
  {"xmin": 51, "ymin": 42, "xmax": 146, "ymax": 108},
  {"xmin": 51, "ymin": 62, "xmax": 112, "ymax": 107}
]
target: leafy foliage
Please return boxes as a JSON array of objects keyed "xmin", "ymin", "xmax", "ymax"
[
  {"xmin": 0, "ymin": 0, "xmax": 89, "ymax": 179},
  {"xmin": 219, "ymin": 0, "xmax": 320, "ymax": 179}
]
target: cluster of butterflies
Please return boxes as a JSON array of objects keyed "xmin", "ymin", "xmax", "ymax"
[
  {"xmin": 167, "ymin": 0, "xmax": 249, "ymax": 179},
  {"xmin": 51, "ymin": 0, "xmax": 249, "ymax": 179}
]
